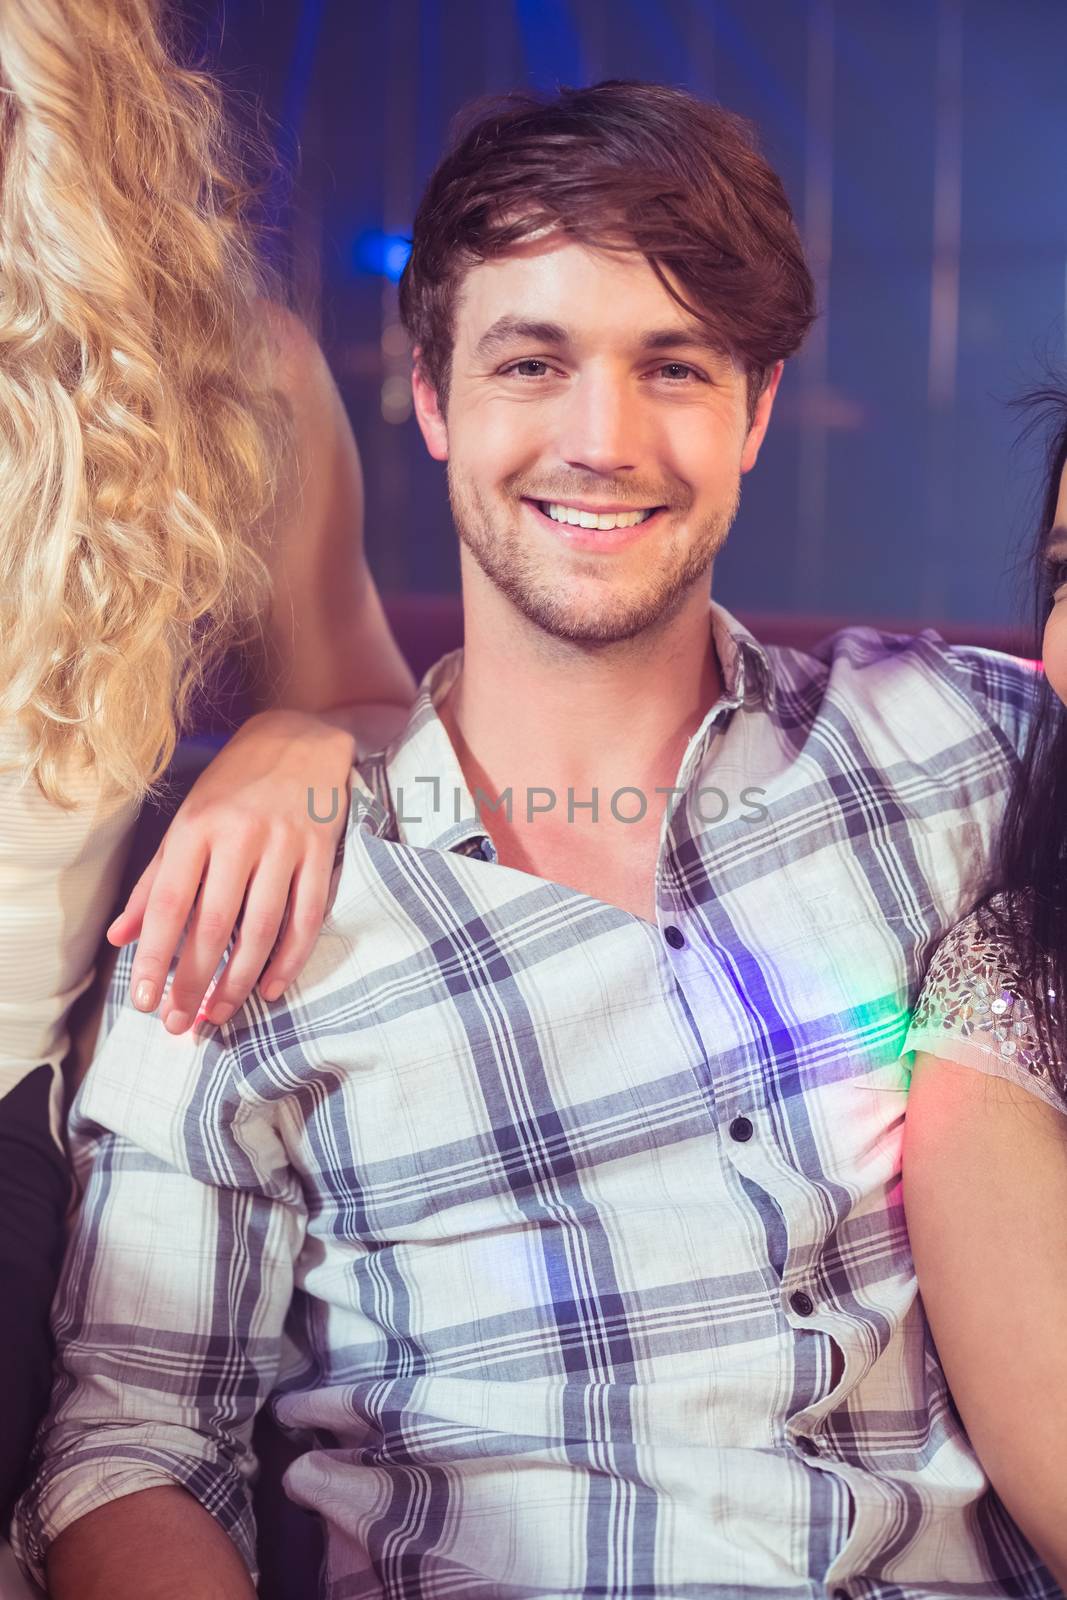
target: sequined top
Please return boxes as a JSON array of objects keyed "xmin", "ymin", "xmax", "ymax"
[{"xmin": 904, "ymin": 894, "xmax": 1066, "ymax": 1115}]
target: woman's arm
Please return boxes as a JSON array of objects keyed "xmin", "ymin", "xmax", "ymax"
[
  {"xmin": 106, "ymin": 309, "xmax": 416, "ymax": 1031},
  {"xmin": 245, "ymin": 302, "xmax": 416, "ymax": 728},
  {"xmin": 48, "ymin": 1488, "xmax": 255, "ymax": 1600},
  {"xmin": 903, "ymin": 1050, "xmax": 1067, "ymax": 1588}
]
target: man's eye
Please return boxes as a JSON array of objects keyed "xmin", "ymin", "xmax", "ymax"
[
  {"xmin": 502, "ymin": 360, "xmax": 551, "ymax": 378},
  {"xmin": 656, "ymin": 362, "xmax": 703, "ymax": 382}
]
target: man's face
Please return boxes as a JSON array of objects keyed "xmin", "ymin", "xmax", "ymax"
[{"xmin": 412, "ymin": 236, "xmax": 780, "ymax": 647}]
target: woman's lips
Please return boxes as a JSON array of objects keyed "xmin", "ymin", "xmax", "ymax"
[{"xmin": 523, "ymin": 497, "xmax": 666, "ymax": 551}]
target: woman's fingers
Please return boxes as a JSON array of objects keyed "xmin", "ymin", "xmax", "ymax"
[
  {"xmin": 189, "ymin": 848, "xmax": 305, "ymax": 1027},
  {"xmin": 203, "ymin": 844, "xmax": 336, "ymax": 1024},
  {"xmin": 107, "ymin": 851, "xmax": 161, "ymax": 948},
  {"xmin": 255, "ymin": 844, "xmax": 338, "ymax": 1004},
  {"xmin": 159, "ymin": 836, "xmax": 295, "ymax": 1033},
  {"xmin": 105, "ymin": 709, "xmax": 354, "ymax": 1031},
  {"xmin": 125, "ymin": 838, "xmax": 208, "ymax": 1013}
]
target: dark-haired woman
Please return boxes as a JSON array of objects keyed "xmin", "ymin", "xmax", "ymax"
[{"xmin": 902, "ymin": 390, "xmax": 1067, "ymax": 1590}]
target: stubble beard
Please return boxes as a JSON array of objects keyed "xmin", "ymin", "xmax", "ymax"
[{"xmin": 448, "ymin": 467, "xmax": 741, "ymax": 646}]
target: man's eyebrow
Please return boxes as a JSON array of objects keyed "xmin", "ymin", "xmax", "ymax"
[
  {"xmin": 471, "ymin": 317, "xmax": 728, "ymax": 363},
  {"xmin": 637, "ymin": 326, "xmax": 727, "ymax": 356},
  {"xmin": 473, "ymin": 318, "xmax": 570, "ymax": 361}
]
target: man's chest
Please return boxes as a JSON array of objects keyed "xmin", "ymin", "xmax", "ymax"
[
  {"xmin": 291, "ymin": 843, "xmax": 927, "ymax": 1245},
  {"xmin": 284, "ymin": 866, "xmax": 922, "ymax": 1424},
  {"xmin": 317, "ymin": 682, "xmax": 1007, "ymax": 1253},
  {"xmin": 488, "ymin": 812, "xmax": 665, "ymax": 923}
]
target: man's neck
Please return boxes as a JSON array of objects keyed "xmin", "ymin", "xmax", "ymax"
[{"xmin": 441, "ymin": 588, "xmax": 722, "ymax": 800}]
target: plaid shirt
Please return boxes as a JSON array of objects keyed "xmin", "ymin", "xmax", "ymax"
[{"xmin": 15, "ymin": 605, "xmax": 1060, "ymax": 1599}]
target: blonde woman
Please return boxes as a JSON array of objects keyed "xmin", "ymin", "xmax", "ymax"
[{"xmin": 0, "ymin": 0, "xmax": 414, "ymax": 1521}]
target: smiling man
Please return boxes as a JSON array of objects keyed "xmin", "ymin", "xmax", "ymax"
[
  {"xmin": 433, "ymin": 267, "xmax": 770, "ymax": 648},
  {"xmin": 406, "ymin": 193, "xmax": 787, "ymax": 923},
  {"xmin": 14, "ymin": 83, "xmax": 1061, "ymax": 1600}
]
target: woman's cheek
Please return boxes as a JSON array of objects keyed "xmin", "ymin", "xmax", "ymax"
[{"xmin": 1041, "ymin": 604, "xmax": 1067, "ymax": 708}]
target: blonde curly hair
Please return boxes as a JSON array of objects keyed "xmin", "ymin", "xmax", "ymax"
[{"xmin": 0, "ymin": 0, "xmax": 296, "ymax": 812}]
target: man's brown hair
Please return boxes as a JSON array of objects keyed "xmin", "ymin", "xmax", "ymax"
[{"xmin": 399, "ymin": 80, "xmax": 816, "ymax": 413}]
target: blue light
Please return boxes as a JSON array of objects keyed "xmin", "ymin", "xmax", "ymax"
[
  {"xmin": 384, "ymin": 237, "xmax": 413, "ymax": 281},
  {"xmin": 353, "ymin": 230, "xmax": 413, "ymax": 282}
]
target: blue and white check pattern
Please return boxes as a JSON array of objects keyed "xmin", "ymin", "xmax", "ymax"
[{"xmin": 14, "ymin": 604, "xmax": 1060, "ymax": 1598}]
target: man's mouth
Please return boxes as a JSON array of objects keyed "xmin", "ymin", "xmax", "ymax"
[{"xmin": 528, "ymin": 499, "xmax": 663, "ymax": 531}]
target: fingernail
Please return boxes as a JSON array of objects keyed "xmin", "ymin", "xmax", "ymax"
[
  {"xmin": 209, "ymin": 1003, "xmax": 234, "ymax": 1024},
  {"xmin": 134, "ymin": 980, "xmax": 156, "ymax": 1011},
  {"xmin": 165, "ymin": 1010, "xmax": 190, "ymax": 1034},
  {"xmin": 262, "ymin": 980, "xmax": 284, "ymax": 1002}
]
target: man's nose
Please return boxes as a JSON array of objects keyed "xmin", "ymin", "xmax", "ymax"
[{"xmin": 557, "ymin": 372, "xmax": 641, "ymax": 477}]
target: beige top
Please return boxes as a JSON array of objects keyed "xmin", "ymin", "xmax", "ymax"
[{"xmin": 0, "ymin": 723, "xmax": 139, "ymax": 1137}]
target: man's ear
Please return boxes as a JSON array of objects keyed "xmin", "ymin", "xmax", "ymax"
[
  {"xmin": 411, "ymin": 349, "xmax": 449, "ymax": 461},
  {"xmin": 740, "ymin": 360, "xmax": 783, "ymax": 474}
]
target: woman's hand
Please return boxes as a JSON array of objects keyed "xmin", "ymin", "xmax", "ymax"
[{"xmin": 106, "ymin": 709, "xmax": 356, "ymax": 1033}]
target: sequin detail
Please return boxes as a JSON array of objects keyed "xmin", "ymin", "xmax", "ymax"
[{"xmin": 910, "ymin": 899, "xmax": 1065, "ymax": 1110}]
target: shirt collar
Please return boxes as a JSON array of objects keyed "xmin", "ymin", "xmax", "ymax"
[
  {"xmin": 352, "ymin": 600, "xmax": 777, "ymax": 856},
  {"xmin": 707, "ymin": 600, "xmax": 777, "ymax": 716}
]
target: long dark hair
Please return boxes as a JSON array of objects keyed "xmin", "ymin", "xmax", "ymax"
[{"xmin": 976, "ymin": 384, "xmax": 1067, "ymax": 1098}]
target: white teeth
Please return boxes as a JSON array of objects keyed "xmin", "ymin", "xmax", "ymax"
[{"xmin": 542, "ymin": 502, "xmax": 654, "ymax": 531}]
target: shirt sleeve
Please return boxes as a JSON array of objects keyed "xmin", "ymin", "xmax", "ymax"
[
  {"xmin": 10, "ymin": 991, "xmax": 307, "ymax": 1588},
  {"xmin": 904, "ymin": 905, "xmax": 1067, "ymax": 1118},
  {"xmin": 943, "ymin": 642, "xmax": 1041, "ymax": 766}
]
